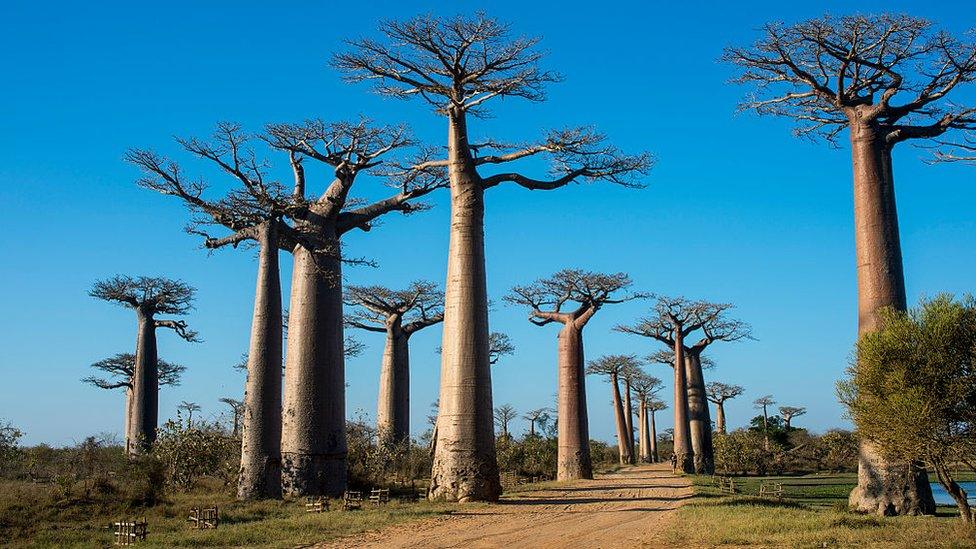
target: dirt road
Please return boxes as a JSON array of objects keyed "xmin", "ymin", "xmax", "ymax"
[{"xmin": 320, "ymin": 463, "xmax": 693, "ymax": 549}]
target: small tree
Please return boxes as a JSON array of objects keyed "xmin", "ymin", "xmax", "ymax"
[
  {"xmin": 178, "ymin": 401, "xmax": 202, "ymax": 427},
  {"xmin": 219, "ymin": 398, "xmax": 245, "ymax": 437},
  {"xmin": 840, "ymin": 295, "xmax": 976, "ymax": 524},
  {"xmin": 631, "ymin": 371, "xmax": 663, "ymax": 463},
  {"xmin": 91, "ymin": 276, "xmax": 198, "ymax": 453},
  {"xmin": 753, "ymin": 395, "xmax": 775, "ymax": 450},
  {"xmin": 586, "ymin": 355, "xmax": 642, "ymax": 465},
  {"xmin": 507, "ymin": 269, "xmax": 642, "ymax": 479},
  {"xmin": 778, "ymin": 406, "xmax": 807, "ymax": 431},
  {"xmin": 706, "ymin": 382, "xmax": 744, "ymax": 434},
  {"xmin": 345, "ymin": 281, "xmax": 444, "ymax": 443},
  {"xmin": 646, "ymin": 399, "xmax": 667, "ymax": 463},
  {"xmin": 522, "ymin": 408, "xmax": 553, "ymax": 438},
  {"xmin": 82, "ymin": 353, "xmax": 185, "ymax": 443},
  {"xmin": 493, "ymin": 405, "xmax": 518, "ymax": 441}
]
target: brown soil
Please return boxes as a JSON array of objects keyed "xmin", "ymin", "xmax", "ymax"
[{"xmin": 318, "ymin": 463, "xmax": 692, "ymax": 548}]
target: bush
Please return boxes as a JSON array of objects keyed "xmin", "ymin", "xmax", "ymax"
[
  {"xmin": 346, "ymin": 418, "xmax": 432, "ymax": 489},
  {"xmin": 714, "ymin": 429, "xmax": 773, "ymax": 475},
  {"xmin": 152, "ymin": 415, "xmax": 238, "ymax": 491}
]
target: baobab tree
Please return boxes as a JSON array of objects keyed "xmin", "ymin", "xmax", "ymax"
[
  {"xmin": 81, "ymin": 353, "xmax": 185, "ymax": 443},
  {"xmin": 934, "ymin": 132, "xmax": 976, "ymax": 163},
  {"xmin": 631, "ymin": 371, "xmax": 664, "ymax": 463},
  {"xmin": 724, "ymin": 13, "xmax": 975, "ymax": 515},
  {"xmin": 779, "ymin": 406, "xmax": 807, "ymax": 431},
  {"xmin": 586, "ymin": 355, "xmax": 642, "ymax": 465},
  {"xmin": 754, "ymin": 395, "xmax": 776, "ymax": 450},
  {"xmin": 220, "ymin": 398, "xmax": 245, "ymax": 437},
  {"xmin": 344, "ymin": 281, "xmax": 444, "ymax": 443},
  {"xmin": 488, "ymin": 332, "xmax": 515, "ymax": 364},
  {"xmin": 336, "ymin": 14, "xmax": 652, "ymax": 502},
  {"xmin": 618, "ymin": 297, "xmax": 749, "ymax": 473},
  {"xmin": 646, "ymin": 399, "xmax": 667, "ymax": 463},
  {"xmin": 706, "ymin": 382, "xmax": 744, "ymax": 434},
  {"xmin": 507, "ymin": 269, "xmax": 642, "ymax": 479},
  {"xmin": 90, "ymin": 276, "xmax": 198, "ymax": 454},
  {"xmin": 178, "ymin": 401, "xmax": 202, "ymax": 427},
  {"xmin": 523, "ymin": 408, "xmax": 552, "ymax": 438},
  {"xmin": 493, "ymin": 405, "xmax": 518, "ymax": 441}
]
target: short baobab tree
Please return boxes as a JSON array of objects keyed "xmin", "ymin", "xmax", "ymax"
[
  {"xmin": 778, "ymin": 406, "xmax": 807, "ymax": 431},
  {"xmin": 523, "ymin": 408, "xmax": 553, "ymax": 438},
  {"xmin": 493, "ymin": 405, "xmax": 518, "ymax": 441},
  {"xmin": 82, "ymin": 353, "xmax": 185, "ymax": 444},
  {"xmin": 724, "ymin": 13, "xmax": 975, "ymax": 515},
  {"xmin": 586, "ymin": 355, "xmax": 642, "ymax": 466},
  {"xmin": 507, "ymin": 269, "xmax": 642, "ymax": 479},
  {"xmin": 220, "ymin": 398, "xmax": 245, "ymax": 437},
  {"xmin": 705, "ymin": 382, "xmax": 744, "ymax": 434},
  {"xmin": 344, "ymin": 281, "xmax": 444, "ymax": 443},
  {"xmin": 753, "ymin": 395, "xmax": 776, "ymax": 450},
  {"xmin": 178, "ymin": 401, "xmax": 202, "ymax": 427},
  {"xmin": 90, "ymin": 276, "xmax": 198, "ymax": 454},
  {"xmin": 336, "ymin": 14, "xmax": 652, "ymax": 502},
  {"xmin": 646, "ymin": 399, "xmax": 667, "ymax": 463},
  {"xmin": 631, "ymin": 371, "xmax": 664, "ymax": 463}
]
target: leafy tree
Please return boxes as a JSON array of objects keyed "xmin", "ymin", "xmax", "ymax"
[{"xmin": 840, "ymin": 295, "xmax": 976, "ymax": 523}]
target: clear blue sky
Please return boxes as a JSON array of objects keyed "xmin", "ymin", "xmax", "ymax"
[{"xmin": 1, "ymin": 0, "xmax": 973, "ymax": 446}]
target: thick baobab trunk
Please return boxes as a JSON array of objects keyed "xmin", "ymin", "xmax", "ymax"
[
  {"xmin": 281, "ymin": 238, "xmax": 347, "ymax": 497},
  {"xmin": 847, "ymin": 121, "xmax": 935, "ymax": 516},
  {"xmin": 123, "ymin": 387, "xmax": 132, "ymax": 451},
  {"xmin": 430, "ymin": 109, "xmax": 500, "ymax": 502},
  {"xmin": 715, "ymin": 402, "xmax": 726, "ymax": 435},
  {"xmin": 623, "ymin": 378, "xmax": 636, "ymax": 464},
  {"xmin": 761, "ymin": 407, "xmax": 770, "ymax": 450},
  {"xmin": 638, "ymin": 400, "xmax": 651, "ymax": 463},
  {"xmin": 556, "ymin": 324, "xmax": 592, "ymax": 480},
  {"xmin": 377, "ymin": 323, "xmax": 411, "ymax": 444},
  {"xmin": 610, "ymin": 372, "xmax": 631, "ymax": 465},
  {"xmin": 128, "ymin": 310, "xmax": 158, "ymax": 454},
  {"xmin": 649, "ymin": 409, "xmax": 659, "ymax": 463},
  {"xmin": 239, "ymin": 221, "xmax": 283, "ymax": 500},
  {"xmin": 672, "ymin": 332, "xmax": 693, "ymax": 473},
  {"xmin": 685, "ymin": 354, "xmax": 714, "ymax": 474}
]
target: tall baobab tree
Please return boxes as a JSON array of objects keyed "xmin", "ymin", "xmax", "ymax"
[
  {"xmin": 706, "ymin": 382, "xmax": 744, "ymax": 434},
  {"xmin": 631, "ymin": 371, "xmax": 664, "ymax": 463},
  {"xmin": 586, "ymin": 355, "xmax": 642, "ymax": 466},
  {"xmin": 646, "ymin": 399, "xmax": 667, "ymax": 463},
  {"xmin": 493, "ymin": 405, "xmax": 518, "ymax": 441},
  {"xmin": 82, "ymin": 353, "xmax": 185, "ymax": 444},
  {"xmin": 779, "ymin": 406, "xmax": 807, "ymax": 430},
  {"xmin": 90, "ymin": 276, "xmax": 198, "ymax": 454},
  {"xmin": 345, "ymin": 281, "xmax": 444, "ymax": 443},
  {"xmin": 523, "ymin": 408, "xmax": 552, "ymax": 438},
  {"xmin": 754, "ymin": 395, "xmax": 776, "ymax": 450},
  {"xmin": 336, "ymin": 14, "xmax": 652, "ymax": 502},
  {"xmin": 220, "ymin": 398, "xmax": 245, "ymax": 437},
  {"xmin": 135, "ymin": 121, "xmax": 445, "ymax": 497},
  {"xmin": 507, "ymin": 269, "xmax": 642, "ymax": 479},
  {"xmin": 178, "ymin": 401, "xmax": 202, "ymax": 427},
  {"xmin": 724, "ymin": 13, "xmax": 975, "ymax": 515}
]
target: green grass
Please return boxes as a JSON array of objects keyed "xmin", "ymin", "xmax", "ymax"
[
  {"xmin": 0, "ymin": 480, "xmax": 456, "ymax": 548},
  {"xmin": 667, "ymin": 473, "xmax": 976, "ymax": 548}
]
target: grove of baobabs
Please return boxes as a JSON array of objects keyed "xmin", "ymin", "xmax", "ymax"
[{"xmin": 1, "ymin": 4, "xmax": 975, "ymax": 548}]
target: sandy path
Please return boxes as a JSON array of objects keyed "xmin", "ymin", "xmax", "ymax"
[{"xmin": 318, "ymin": 463, "xmax": 692, "ymax": 549}]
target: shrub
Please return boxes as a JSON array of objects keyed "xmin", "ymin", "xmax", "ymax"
[{"xmin": 152, "ymin": 415, "xmax": 238, "ymax": 491}]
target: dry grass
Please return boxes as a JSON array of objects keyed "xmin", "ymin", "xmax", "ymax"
[{"xmin": 667, "ymin": 473, "xmax": 976, "ymax": 548}]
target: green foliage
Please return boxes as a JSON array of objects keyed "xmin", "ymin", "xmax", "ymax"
[
  {"xmin": 152, "ymin": 414, "xmax": 238, "ymax": 491},
  {"xmin": 0, "ymin": 420, "xmax": 23, "ymax": 475},
  {"xmin": 714, "ymin": 430, "xmax": 774, "ymax": 475}
]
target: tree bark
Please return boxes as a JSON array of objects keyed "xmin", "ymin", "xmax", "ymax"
[
  {"xmin": 281, "ymin": 237, "xmax": 347, "ymax": 497},
  {"xmin": 672, "ymin": 331, "xmax": 694, "ymax": 473},
  {"xmin": 846, "ymin": 120, "xmax": 935, "ymax": 516},
  {"xmin": 377, "ymin": 321, "xmax": 411, "ymax": 444},
  {"xmin": 610, "ymin": 371, "xmax": 631, "ymax": 465},
  {"xmin": 649, "ymin": 409, "xmax": 658, "ymax": 463},
  {"xmin": 556, "ymin": 323, "xmax": 592, "ymax": 480},
  {"xmin": 638, "ymin": 399, "xmax": 651, "ymax": 463},
  {"xmin": 715, "ymin": 401, "xmax": 726, "ymax": 435},
  {"xmin": 623, "ymin": 378, "xmax": 636, "ymax": 464},
  {"xmin": 934, "ymin": 463, "xmax": 973, "ymax": 524},
  {"xmin": 429, "ymin": 108, "xmax": 500, "ymax": 502},
  {"xmin": 685, "ymin": 353, "xmax": 714, "ymax": 474},
  {"xmin": 238, "ymin": 221, "xmax": 283, "ymax": 500},
  {"xmin": 123, "ymin": 387, "xmax": 132, "ymax": 452},
  {"xmin": 128, "ymin": 310, "xmax": 158, "ymax": 454}
]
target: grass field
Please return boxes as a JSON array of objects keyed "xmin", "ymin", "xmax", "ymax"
[
  {"xmin": 667, "ymin": 472, "xmax": 976, "ymax": 548},
  {"xmin": 0, "ymin": 479, "xmax": 457, "ymax": 548}
]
